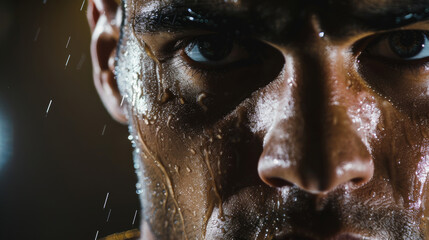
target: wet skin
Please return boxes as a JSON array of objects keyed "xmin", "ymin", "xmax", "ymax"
[{"xmin": 89, "ymin": 0, "xmax": 429, "ymax": 239}]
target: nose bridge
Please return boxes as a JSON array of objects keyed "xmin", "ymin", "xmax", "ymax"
[
  {"xmin": 295, "ymin": 48, "xmax": 349, "ymax": 190},
  {"xmin": 299, "ymin": 47, "xmax": 352, "ymax": 160},
  {"xmin": 258, "ymin": 44, "xmax": 374, "ymax": 193}
]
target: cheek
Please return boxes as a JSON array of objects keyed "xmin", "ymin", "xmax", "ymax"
[
  {"xmin": 117, "ymin": 31, "xmax": 210, "ymax": 237},
  {"xmin": 415, "ymin": 145, "xmax": 429, "ymax": 211},
  {"xmin": 116, "ymin": 28, "xmax": 160, "ymax": 118},
  {"xmin": 130, "ymin": 97, "xmax": 264, "ymax": 238},
  {"xmin": 421, "ymin": 148, "xmax": 429, "ymax": 232},
  {"xmin": 132, "ymin": 118, "xmax": 213, "ymax": 238},
  {"xmin": 330, "ymin": 68, "xmax": 429, "ymax": 230},
  {"xmin": 372, "ymin": 101, "xmax": 429, "ymax": 216},
  {"xmin": 346, "ymin": 93, "xmax": 381, "ymax": 153}
]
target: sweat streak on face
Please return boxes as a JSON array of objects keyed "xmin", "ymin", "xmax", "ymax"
[{"xmin": 114, "ymin": 0, "xmax": 429, "ymax": 239}]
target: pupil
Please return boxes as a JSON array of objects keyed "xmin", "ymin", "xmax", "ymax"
[
  {"xmin": 197, "ymin": 35, "xmax": 233, "ymax": 61},
  {"xmin": 389, "ymin": 31, "xmax": 425, "ymax": 58}
]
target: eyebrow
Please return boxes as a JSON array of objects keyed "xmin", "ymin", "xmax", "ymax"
[
  {"xmin": 132, "ymin": 2, "xmax": 429, "ymax": 37},
  {"xmin": 352, "ymin": 5, "xmax": 429, "ymax": 30},
  {"xmin": 133, "ymin": 4, "xmax": 254, "ymax": 35}
]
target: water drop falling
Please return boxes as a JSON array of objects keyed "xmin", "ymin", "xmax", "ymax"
[
  {"xmin": 132, "ymin": 210, "xmax": 138, "ymax": 226},
  {"xmin": 65, "ymin": 54, "xmax": 71, "ymax": 69},
  {"xmin": 34, "ymin": 27, "xmax": 41, "ymax": 42},
  {"xmin": 101, "ymin": 124, "xmax": 107, "ymax": 136},
  {"xmin": 103, "ymin": 192, "xmax": 110, "ymax": 209},
  {"xmin": 80, "ymin": 0, "xmax": 86, "ymax": 11},
  {"xmin": 106, "ymin": 209, "xmax": 112, "ymax": 222},
  {"xmin": 65, "ymin": 36, "xmax": 71, "ymax": 49},
  {"xmin": 76, "ymin": 54, "xmax": 86, "ymax": 70},
  {"xmin": 120, "ymin": 95, "xmax": 126, "ymax": 107},
  {"xmin": 45, "ymin": 99, "xmax": 53, "ymax": 117}
]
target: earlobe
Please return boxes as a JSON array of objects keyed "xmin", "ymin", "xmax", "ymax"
[{"xmin": 88, "ymin": 0, "xmax": 127, "ymax": 124}]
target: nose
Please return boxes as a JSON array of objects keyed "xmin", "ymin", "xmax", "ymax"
[{"xmin": 257, "ymin": 52, "xmax": 374, "ymax": 194}]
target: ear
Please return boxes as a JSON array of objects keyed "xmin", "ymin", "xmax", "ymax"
[{"xmin": 88, "ymin": 0, "xmax": 127, "ymax": 124}]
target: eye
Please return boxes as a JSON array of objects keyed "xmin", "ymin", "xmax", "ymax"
[
  {"xmin": 366, "ymin": 30, "xmax": 429, "ymax": 60},
  {"xmin": 357, "ymin": 30, "xmax": 429, "ymax": 113},
  {"xmin": 183, "ymin": 34, "xmax": 249, "ymax": 65}
]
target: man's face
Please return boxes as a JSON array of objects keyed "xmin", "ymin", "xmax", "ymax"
[{"xmin": 115, "ymin": 0, "xmax": 429, "ymax": 239}]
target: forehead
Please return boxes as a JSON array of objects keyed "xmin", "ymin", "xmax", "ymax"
[
  {"xmin": 127, "ymin": 0, "xmax": 429, "ymax": 44},
  {"xmin": 127, "ymin": 0, "xmax": 429, "ymax": 28}
]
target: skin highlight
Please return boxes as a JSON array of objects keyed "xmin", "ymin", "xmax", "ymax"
[{"xmin": 89, "ymin": 0, "xmax": 429, "ymax": 239}]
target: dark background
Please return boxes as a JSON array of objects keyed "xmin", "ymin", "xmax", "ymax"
[{"xmin": 0, "ymin": 1, "xmax": 140, "ymax": 239}]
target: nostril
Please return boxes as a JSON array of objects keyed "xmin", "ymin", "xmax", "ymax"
[
  {"xmin": 267, "ymin": 177, "xmax": 294, "ymax": 188},
  {"xmin": 350, "ymin": 177, "xmax": 366, "ymax": 186}
]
